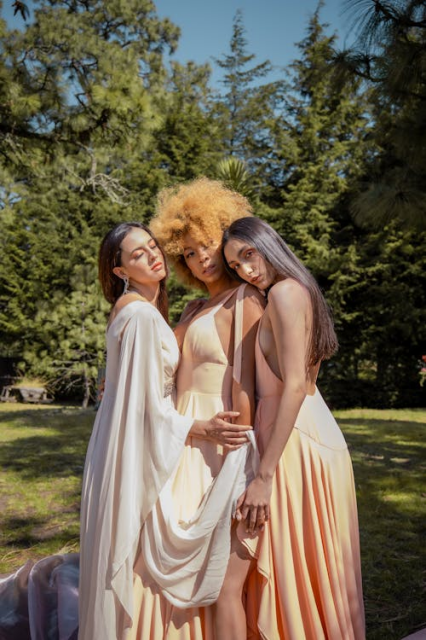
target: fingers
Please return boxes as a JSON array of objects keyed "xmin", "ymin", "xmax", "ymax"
[
  {"xmin": 223, "ymin": 441, "xmax": 250, "ymax": 450},
  {"xmin": 234, "ymin": 492, "xmax": 246, "ymax": 521},
  {"xmin": 241, "ymin": 506, "xmax": 268, "ymax": 533},
  {"xmin": 217, "ymin": 421, "xmax": 253, "ymax": 432},
  {"xmin": 255, "ymin": 506, "xmax": 267, "ymax": 532},
  {"xmin": 240, "ymin": 503, "xmax": 250, "ymax": 522},
  {"xmin": 248, "ymin": 506, "xmax": 257, "ymax": 534},
  {"xmin": 224, "ymin": 432, "xmax": 251, "ymax": 443},
  {"xmin": 218, "ymin": 411, "xmax": 240, "ymax": 420},
  {"xmin": 237, "ymin": 501, "xmax": 270, "ymax": 533}
]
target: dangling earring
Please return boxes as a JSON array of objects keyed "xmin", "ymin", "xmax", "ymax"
[{"xmin": 122, "ymin": 276, "xmax": 129, "ymax": 295}]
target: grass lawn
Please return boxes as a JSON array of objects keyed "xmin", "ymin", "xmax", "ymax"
[{"xmin": 1, "ymin": 403, "xmax": 425, "ymax": 639}]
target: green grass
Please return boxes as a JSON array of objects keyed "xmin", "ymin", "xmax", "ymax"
[
  {"xmin": 334, "ymin": 408, "xmax": 426, "ymax": 640},
  {"xmin": 0, "ymin": 403, "xmax": 93, "ymax": 572},
  {"xmin": 0, "ymin": 404, "xmax": 425, "ymax": 639}
]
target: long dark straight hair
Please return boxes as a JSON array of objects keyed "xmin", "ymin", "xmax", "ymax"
[
  {"xmin": 98, "ymin": 222, "xmax": 169, "ymax": 322},
  {"xmin": 222, "ymin": 217, "xmax": 338, "ymax": 365}
]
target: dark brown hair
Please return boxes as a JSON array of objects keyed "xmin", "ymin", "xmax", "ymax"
[
  {"xmin": 222, "ymin": 217, "xmax": 338, "ymax": 365},
  {"xmin": 98, "ymin": 222, "xmax": 169, "ymax": 321}
]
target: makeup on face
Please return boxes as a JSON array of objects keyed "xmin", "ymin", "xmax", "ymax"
[
  {"xmin": 182, "ymin": 233, "xmax": 225, "ymax": 284},
  {"xmin": 119, "ymin": 228, "xmax": 166, "ymax": 283},
  {"xmin": 224, "ymin": 238, "xmax": 274, "ymax": 290}
]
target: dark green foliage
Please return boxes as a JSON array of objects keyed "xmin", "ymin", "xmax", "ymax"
[
  {"xmin": 213, "ymin": 9, "xmax": 287, "ymax": 191},
  {"xmin": 0, "ymin": 1, "xmax": 425, "ymax": 408},
  {"xmin": 337, "ymin": 0, "xmax": 426, "ymax": 227},
  {"xmin": 258, "ymin": 7, "xmax": 426, "ymax": 408},
  {"xmin": 321, "ymin": 225, "xmax": 426, "ymax": 408}
]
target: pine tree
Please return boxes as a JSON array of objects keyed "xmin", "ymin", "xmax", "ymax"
[
  {"xmin": 0, "ymin": 0, "xmax": 172, "ymax": 395},
  {"xmin": 25, "ymin": 264, "xmax": 109, "ymax": 407},
  {"xmin": 152, "ymin": 61, "xmax": 220, "ymax": 182},
  {"xmin": 214, "ymin": 10, "xmax": 286, "ymax": 187},
  {"xmin": 336, "ymin": 0, "xmax": 426, "ymax": 227},
  {"xmin": 270, "ymin": 6, "xmax": 371, "ymax": 310}
]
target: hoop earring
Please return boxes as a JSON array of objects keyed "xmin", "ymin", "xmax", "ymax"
[{"xmin": 123, "ymin": 276, "xmax": 129, "ymax": 295}]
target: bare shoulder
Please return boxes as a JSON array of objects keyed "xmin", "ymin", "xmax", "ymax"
[
  {"xmin": 180, "ymin": 297, "xmax": 207, "ymax": 322},
  {"xmin": 241, "ymin": 283, "xmax": 266, "ymax": 310},
  {"xmin": 268, "ymin": 279, "xmax": 310, "ymax": 312},
  {"xmin": 109, "ymin": 294, "xmax": 156, "ymax": 327}
]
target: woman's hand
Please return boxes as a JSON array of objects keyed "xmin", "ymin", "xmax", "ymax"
[
  {"xmin": 234, "ymin": 476, "xmax": 272, "ymax": 533},
  {"xmin": 206, "ymin": 411, "xmax": 253, "ymax": 449},
  {"xmin": 191, "ymin": 411, "xmax": 252, "ymax": 449}
]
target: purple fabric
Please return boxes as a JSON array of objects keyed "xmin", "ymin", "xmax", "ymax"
[{"xmin": 0, "ymin": 554, "xmax": 79, "ymax": 640}]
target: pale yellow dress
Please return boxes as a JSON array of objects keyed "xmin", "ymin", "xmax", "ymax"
[
  {"xmin": 240, "ymin": 332, "xmax": 366, "ymax": 639},
  {"xmin": 129, "ymin": 284, "xmax": 257, "ymax": 639}
]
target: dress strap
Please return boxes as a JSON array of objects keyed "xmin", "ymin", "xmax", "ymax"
[
  {"xmin": 232, "ymin": 284, "xmax": 247, "ymax": 384},
  {"xmin": 208, "ymin": 287, "xmax": 240, "ymax": 315}
]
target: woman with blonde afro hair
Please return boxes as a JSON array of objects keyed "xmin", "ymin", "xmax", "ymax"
[
  {"xmin": 127, "ymin": 177, "xmax": 266, "ymax": 640},
  {"xmin": 150, "ymin": 176, "xmax": 254, "ymax": 289}
]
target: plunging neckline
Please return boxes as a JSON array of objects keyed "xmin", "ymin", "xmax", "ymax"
[{"xmin": 183, "ymin": 287, "xmax": 239, "ymax": 365}]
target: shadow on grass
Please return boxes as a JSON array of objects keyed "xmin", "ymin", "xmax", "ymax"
[
  {"xmin": 0, "ymin": 513, "xmax": 79, "ymax": 577},
  {"xmin": 0, "ymin": 408, "xmax": 94, "ymax": 479},
  {"xmin": 2, "ymin": 514, "xmax": 78, "ymax": 547},
  {"xmin": 339, "ymin": 417, "xmax": 426, "ymax": 640}
]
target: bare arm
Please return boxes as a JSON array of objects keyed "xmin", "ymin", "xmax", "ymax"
[
  {"xmin": 188, "ymin": 288, "xmax": 264, "ymax": 449},
  {"xmin": 237, "ymin": 280, "xmax": 310, "ymax": 532},
  {"xmin": 231, "ymin": 287, "xmax": 265, "ymax": 427}
]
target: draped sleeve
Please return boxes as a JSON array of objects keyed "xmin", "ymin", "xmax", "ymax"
[{"xmin": 78, "ymin": 302, "xmax": 193, "ymax": 640}]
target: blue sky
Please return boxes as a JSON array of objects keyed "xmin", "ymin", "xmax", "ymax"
[
  {"xmin": 1, "ymin": 0, "xmax": 356, "ymax": 85},
  {"xmin": 154, "ymin": 0, "xmax": 354, "ymax": 82}
]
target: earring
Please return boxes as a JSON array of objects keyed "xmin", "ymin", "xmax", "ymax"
[{"xmin": 122, "ymin": 276, "xmax": 129, "ymax": 295}]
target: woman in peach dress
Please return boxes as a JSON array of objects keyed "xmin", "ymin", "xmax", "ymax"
[
  {"xmin": 222, "ymin": 216, "xmax": 365, "ymax": 640},
  {"xmin": 127, "ymin": 178, "xmax": 265, "ymax": 639}
]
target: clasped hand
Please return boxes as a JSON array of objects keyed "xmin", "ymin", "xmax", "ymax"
[
  {"xmin": 234, "ymin": 476, "xmax": 272, "ymax": 534},
  {"xmin": 206, "ymin": 411, "xmax": 252, "ymax": 450}
]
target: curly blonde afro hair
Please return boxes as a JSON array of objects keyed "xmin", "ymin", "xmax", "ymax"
[{"xmin": 150, "ymin": 176, "xmax": 253, "ymax": 288}]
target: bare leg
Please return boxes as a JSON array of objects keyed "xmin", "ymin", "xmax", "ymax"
[{"xmin": 214, "ymin": 527, "xmax": 256, "ymax": 640}]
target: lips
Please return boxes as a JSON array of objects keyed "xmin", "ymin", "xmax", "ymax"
[
  {"xmin": 250, "ymin": 275, "xmax": 260, "ymax": 284},
  {"xmin": 151, "ymin": 261, "xmax": 163, "ymax": 271},
  {"xmin": 203, "ymin": 264, "xmax": 216, "ymax": 275}
]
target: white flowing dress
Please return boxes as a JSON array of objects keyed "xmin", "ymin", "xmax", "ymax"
[{"xmin": 78, "ymin": 301, "xmax": 194, "ymax": 640}]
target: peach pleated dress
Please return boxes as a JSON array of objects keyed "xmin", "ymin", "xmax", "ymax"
[
  {"xmin": 240, "ymin": 333, "xmax": 366, "ymax": 640},
  {"xmin": 129, "ymin": 284, "xmax": 253, "ymax": 640}
]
